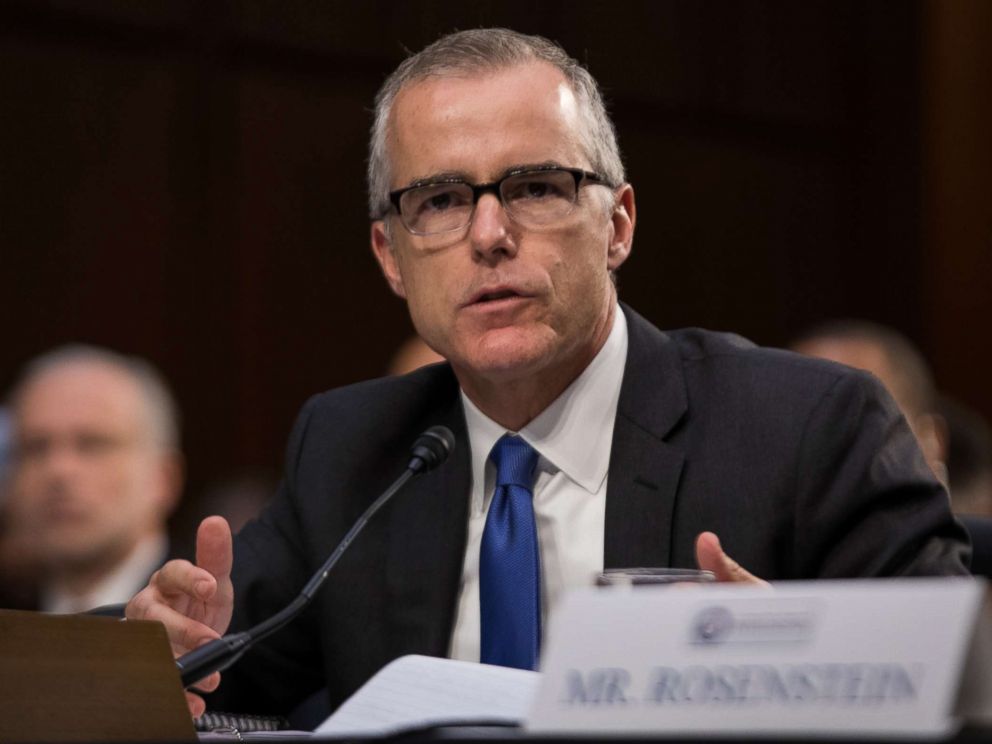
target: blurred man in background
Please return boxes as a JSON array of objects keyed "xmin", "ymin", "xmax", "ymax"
[
  {"xmin": 1, "ymin": 345, "xmax": 183, "ymax": 612},
  {"xmin": 791, "ymin": 320, "xmax": 948, "ymax": 484},
  {"xmin": 793, "ymin": 320, "xmax": 992, "ymax": 516},
  {"xmin": 939, "ymin": 395, "xmax": 992, "ymax": 516},
  {"xmin": 388, "ymin": 334, "xmax": 444, "ymax": 376}
]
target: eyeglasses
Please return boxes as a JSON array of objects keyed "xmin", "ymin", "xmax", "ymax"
[{"xmin": 387, "ymin": 166, "xmax": 611, "ymax": 236}]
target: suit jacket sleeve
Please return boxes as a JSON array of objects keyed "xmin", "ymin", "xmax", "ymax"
[{"xmin": 791, "ymin": 369, "xmax": 968, "ymax": 577}]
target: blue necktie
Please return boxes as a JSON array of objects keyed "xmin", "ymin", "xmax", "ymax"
[{"xmin": 479, "ymin": 435, "xmax": 541, "ymax": 670}]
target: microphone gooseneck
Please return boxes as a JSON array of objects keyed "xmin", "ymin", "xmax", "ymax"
[{"xmin": 176, "ymin": 425, "xmax": 455, "ymax": 688}]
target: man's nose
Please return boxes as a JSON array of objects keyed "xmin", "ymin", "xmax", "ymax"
[
  {"xmin": 468, "ymin": 193, "xmax": 516, "ymax": 260},
  {"xmin": 42, "ymin": 441, "xmax": 85, "ymax": 477}
]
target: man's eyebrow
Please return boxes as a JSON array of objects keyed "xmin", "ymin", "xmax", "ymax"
[
  {"xmin": 405, "ymin": 171, "xmax": 470, "ymax": 188},
  {"xmin": 496, "ymin": 161, "xmax": 563, "ymax": 180},
  {"xmin": 495, "ymin": 160, "xmax": 562, "ymax": 181},
  {"xmin": 402, "ymin": 161, "xmax": 566, "ymax": 189}
]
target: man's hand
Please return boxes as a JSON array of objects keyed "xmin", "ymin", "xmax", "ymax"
[
  {"xmin": 126, "ymin": 516, "xmax": 235, "ymax": 718},
  {"xmin": 695, "ymin": 531, "xmax": 769, "ymax": 585}
]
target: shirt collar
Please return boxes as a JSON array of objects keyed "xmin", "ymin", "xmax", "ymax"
[
  {"xmin": 462, "ymin": 305, "xmax": 629, "ymax": 504},
  {"xmin": 42, "ymin": 533, "xmax": 168, "ymax": 614}
]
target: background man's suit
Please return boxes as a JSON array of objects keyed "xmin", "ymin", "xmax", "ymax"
[{"xmin": 208, "ymin": 306, "xmax": 968, "ymax": 715}]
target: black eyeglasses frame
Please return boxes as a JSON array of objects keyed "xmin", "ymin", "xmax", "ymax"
[{"xmin": 386, "ymin": 165, "xmax": 611, "ymax": 230}]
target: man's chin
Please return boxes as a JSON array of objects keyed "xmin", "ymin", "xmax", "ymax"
[
  {"xmin": 454, "ymin": 338, "xmax": 554, "ymax": 382},
  {"xmin": 43, "ymin": 534, "xmax": 112, "ymax": 567}
]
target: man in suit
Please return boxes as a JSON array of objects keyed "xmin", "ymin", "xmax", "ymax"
[
  {"xmin": 126, "ymin": 29, "xmax": 968, "ymax": 719},
  {"xmin": 2, "ymin": 345, "xmax": 182, "ymax": 613}
]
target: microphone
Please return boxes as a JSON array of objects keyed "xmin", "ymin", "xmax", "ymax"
[{"xmin": 176, "ymin": 425, "xmax": 455, "ymax": 688}]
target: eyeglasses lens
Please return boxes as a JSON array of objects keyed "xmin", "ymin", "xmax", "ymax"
[{"xmin": 399, "ymin": 183, "xmax": 475, "ymax": 235}]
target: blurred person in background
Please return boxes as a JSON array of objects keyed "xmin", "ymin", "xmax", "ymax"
[
  {"xmin": 0, "ymin": 406, "xmax": 40, "ymax": 608},
  {"xmin": 388, "ymin": 334, "xmax": 444, "ymax": 375},
  {"xmin": 791, "ymin": 320, "xmax": 948, "ymax": 484},
  {"xmin": 938, "ymin": 395, "xmax": 992, "ymax": 517},
  {"xmin": 935, "ymin": 395, "xmax": 992, "ymax": 578},
  {"xmin": 0, "ymin": 408, "xmax": 9, "ymax": 477},
  {"xmin": 2, "ymin": 345, "xmax": 183, "ymax": 613}
]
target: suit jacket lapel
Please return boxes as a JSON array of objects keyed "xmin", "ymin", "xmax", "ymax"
[
  {"xmin": 384, "ymin": 385, "xmax": 471, "ymax": 658},
  {"xmin": 605, "ymin": 305, "xmax": 688, "ymax": 569}
]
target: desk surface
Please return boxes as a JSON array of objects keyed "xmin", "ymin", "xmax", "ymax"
[{"xmin": 190, "ymin": 723, "xmax": 992, "ymax": 744}]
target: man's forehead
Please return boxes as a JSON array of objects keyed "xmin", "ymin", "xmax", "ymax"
[
  {"xmin": 799, "ymin": 337, "xmax": 891, "ymax": 374},
  {"xmin": 386, "ymin": 61, "xmax": 586, "ymax": 184},
  {"xmin": 15, "ymin": 362, "xmax": 145, "ymax": 430}
]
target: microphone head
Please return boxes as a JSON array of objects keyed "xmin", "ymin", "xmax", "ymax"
[{"xmin": 408, "ymin": 425, "xmax": 455, "ymax": 473}]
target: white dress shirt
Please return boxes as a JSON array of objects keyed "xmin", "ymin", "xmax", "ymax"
[{"xmin": 449, "ymin": 306, "xmax": 629, "ymax": 662}]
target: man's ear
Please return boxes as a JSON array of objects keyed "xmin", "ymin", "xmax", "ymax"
[
  {"xmin": 152, "ymin": 450, "xmax": 185, "ymax": 519},
  {"xmin": 371, "ymin": 220, "xmax": 407, "ymax": 299},
  {"xmin": 607, "ymin": 183, "xmax": 635, "ymax": 272}
]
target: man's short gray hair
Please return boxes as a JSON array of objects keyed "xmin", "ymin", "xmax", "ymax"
[
  {"xmin": 8, "ymin": 344, "xmax": 181, "ymax": 451},
  {"xmin": 368, "ymin": 28, "xmax": 626, "ymax": 219}
]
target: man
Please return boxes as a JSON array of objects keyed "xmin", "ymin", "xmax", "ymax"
[
  {"xmin": 940, "ymin": 395, "xmax": 992, "ymax": 516},
  {"xmin": 3, "ymin": 345, "xmax": 182, "ymax": 613},
  {"xmin": 791, "ymin": 320, "xmax": 947, "ymax": 484},
  {"xmin": 388, "ymin": 335, "xmax": 445, "ymax": 376},
  {"xmin": 127, "ymin": 29, "xmax": 967, "ymax": 719}
]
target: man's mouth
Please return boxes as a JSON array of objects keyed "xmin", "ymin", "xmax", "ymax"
[
  {"xmin": 476, "ymin": 289, "xmax": 520, "ymax": 303},
  {"xmin": 465, "ymin": 285, "xmax": 531, "ymax": 307}
]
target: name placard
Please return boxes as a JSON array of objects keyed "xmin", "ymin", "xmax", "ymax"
[{"xmin": 527, "ymin": 579, "xmax": 988, "ymax": 738}]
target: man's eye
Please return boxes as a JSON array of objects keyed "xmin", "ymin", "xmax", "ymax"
[
  {"xmin": 506, "ymin": 177, "xmax": 565, "ymax": 201},
  {"xmin": 411, "ymin": 186, "xmax": 469, "ymax": 214},
  {"xmin": 16, "ymin": 437, "xmax": 50, "ymax": 462},
  {"xmin": 524, "ymin": 181, "xmax": 553, "ymax": 198},
  {"xmin": 427, "ymin": 192, "xmax": 454, "ymax": 211}
]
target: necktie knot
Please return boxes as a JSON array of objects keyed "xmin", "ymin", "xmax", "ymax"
[{"xmin": 490, "ymin": 435, "xmax": 539, "ymax": 489}]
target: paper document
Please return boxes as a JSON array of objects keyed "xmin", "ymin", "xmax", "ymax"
[{"xmin": 313, "ymin": 655, "xmax": 538, "ymax": 737}]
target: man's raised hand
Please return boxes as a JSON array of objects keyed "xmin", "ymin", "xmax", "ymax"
[{"xmin": 126, "ymin": 516, "xmax": 235, "ymax": 717}]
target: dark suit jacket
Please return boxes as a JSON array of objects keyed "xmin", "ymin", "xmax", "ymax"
[{"xmin": 208, "ymin": 306, "xmax": 968, "ymax": 716}]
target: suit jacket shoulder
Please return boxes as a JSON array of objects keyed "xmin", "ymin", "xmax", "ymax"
[{"xmin": 609, "ymin": 305, "xmax": 969, "ymax": 579}]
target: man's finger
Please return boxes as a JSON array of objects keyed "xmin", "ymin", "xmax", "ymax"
[
  {"xmin": 136, "ymin": 600, "xmax": 223, "ymax": 653},
  {"xmin": 190, "ymin": 671, "xmax": 222, "ymax": 695},
  {"xmin": 695, "ymin": 531, "xmax": 769, "ymax": 585},
  {"xmin": 186, "ymin": 690, "xmax": 206, "ymax": 719},
  {"xmin": 196, "ymin": 516, "xmax": 234, "ymax": 582},
  {"xmin": 146, "ymin": 559, "xmax": 219, "ymax": 603}
]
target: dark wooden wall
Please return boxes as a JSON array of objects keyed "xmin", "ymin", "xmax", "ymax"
[{"xmin": 2, "ymin": 0, "xmax": 989, "ymax": 527}]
